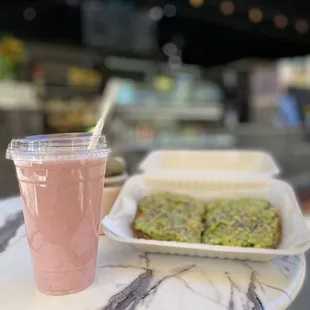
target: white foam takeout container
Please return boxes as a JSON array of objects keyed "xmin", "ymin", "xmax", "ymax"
[
  {"xmin": 102, "ymin": 174, "xmax": 310, "ymax": 262},
  {"xmin": 138, "ymin": 150, "xmax": 280, "ymax": 177}
]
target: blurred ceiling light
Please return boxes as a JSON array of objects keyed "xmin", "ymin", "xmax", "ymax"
[
  {"xmin": 296, "ymin": 20, "xmax": 309, "ymax": 34},
  {"xmin": 189, "ymin": 0, "xmax": 204, "ymax": 8},
  {"xmin": 248, "ymin": 8, "xmax": 263, "ymax": 23},
  {"xmin": 162, "ymin": 42, "xmax": 178, "ymax": 56},
  {"xmin": 149, "ymin": 6, "xmax": 163, "ymax": 21},
  {"xmin": 23, "ymin": 7, "xmax": 36, "ymax": 21},
  {"xmin": 220, "ymin": 1, "xmax": 235, "ymax": 16},
  {"xmin": 164, "ymin": 4, "xmax": 177, "ymax": 17},
  {"xmin": 274, "ymin": 15, "xmax": 288, "ymax": 29}
]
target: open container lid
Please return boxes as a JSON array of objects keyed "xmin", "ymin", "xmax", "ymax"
[{"xmin": 138, "ymin": 150, "xmax": 280, "ymax": 178}]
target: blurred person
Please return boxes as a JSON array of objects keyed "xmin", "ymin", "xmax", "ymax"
[{"xmin": 274, "ymin": 85, "xmax": 301, "ymax": 128}]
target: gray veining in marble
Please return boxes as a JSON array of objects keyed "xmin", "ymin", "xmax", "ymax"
[{"xmin": 0, "ymin": 210, "xmax": 24, "ymax": 253}]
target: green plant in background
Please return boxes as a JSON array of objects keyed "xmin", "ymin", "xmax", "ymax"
[
  {"xmin": 106, "ymin": 157, "xmax": 126, "ymax": 177},
  {"xmin": 0, "ymin": 35, "xmax": 24, "ymax": 79}
]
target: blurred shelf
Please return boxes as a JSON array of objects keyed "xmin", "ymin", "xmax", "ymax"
[
  {"xmin": 44, "ymin": 107, "xmax": 95, "ymax": 113},
  {"xmin": 46, "ymin": 117, "xmax": 95, "ymax": 130},
  {"xmin": 43, "ymin": 84, "xmax": 100, "ymax": 91},
  {"xmin": 0, "ymin": 81, "xmax": 39, "ymax": 110},
  {"xmin": 235, "ymin": 124, "xmax": 302, "ymax": 136},
  {"xmin": 40, "ymin": 85, "xmax": 100, "ymax": 99},
  {"xmin": 123, "ymin": 134, "xmax": 235, "ymax": 151},
  {"xmin": 115, "ymin": 104, "xmax": 223, "ymax": 121},
  {"xmin": 0, "ymin": 100, "xmax": 40, "ymax": 111}
]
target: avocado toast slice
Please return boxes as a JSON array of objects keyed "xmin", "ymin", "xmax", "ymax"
[
  {"xmin": 133, "ymin": 193, "xmax": 205, "ymax": 243},
  {"xmin": 202, "ymin": 198, "xmax": 281, "ymax": 248}
]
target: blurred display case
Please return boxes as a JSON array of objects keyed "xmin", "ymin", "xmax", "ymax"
[
  {"xmin": 31, "ymin": 56, "xmax": 103, "ymax": 133},
  {"xmin": 107, "ymin": 67, "xmax": 236, "ymax": 168}
]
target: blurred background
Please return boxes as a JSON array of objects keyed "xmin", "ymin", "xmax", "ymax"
[{"xmin": 1, "ymin": 1, "xmax": 310, "ymax": 307}]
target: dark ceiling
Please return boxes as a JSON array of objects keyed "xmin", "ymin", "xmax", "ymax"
[{"xmin": 0, "ymin": 0, "xmax": 310, "ymax": 66}]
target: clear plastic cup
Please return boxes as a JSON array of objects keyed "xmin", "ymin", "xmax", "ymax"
[{"xmin": 6, "ymin": 133, "xmax": 110, "ymax": 295}]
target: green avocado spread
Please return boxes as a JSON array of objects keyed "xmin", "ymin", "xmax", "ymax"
[
  {"xmin": 134, "ymin": 194, "xmax": 280, "ymax": 249},
  {"xmin": 134, "ymin": 193, "xmax": 205, "ymax": 243},
  {"xmin": 203, "ymin": 198, "xmax": 280, "ymax": 248}
]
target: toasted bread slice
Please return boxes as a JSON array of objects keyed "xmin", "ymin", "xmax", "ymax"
[
  {"xmin": 273, "ymin": 217, "xmax": 281, "ymax": 249},
  {"xmin": 132, "ymin": 209, "xmax": 151, "ymax": 240}
]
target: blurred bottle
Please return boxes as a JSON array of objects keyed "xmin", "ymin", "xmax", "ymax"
[
  {"xmin": 172, "ymin": 73, "xmax": 192, "ymax": 105},
  {"xmin": 273, "ymin": 87, "xmax": 301, "ymax": 127}
]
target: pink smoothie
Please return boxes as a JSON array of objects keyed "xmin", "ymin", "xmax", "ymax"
[{"xmin": 15, "ymin": 158, "xmax": 106, "ymax": 295}]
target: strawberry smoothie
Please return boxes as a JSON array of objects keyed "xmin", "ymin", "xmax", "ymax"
[{"xmin": 6, "ymin": 134, "xmax": 109, "ymax": 295}]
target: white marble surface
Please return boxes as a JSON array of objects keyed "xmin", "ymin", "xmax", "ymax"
[{"xmin": 0, "ymin": 197, "xmax": 306, "ymax": 310}]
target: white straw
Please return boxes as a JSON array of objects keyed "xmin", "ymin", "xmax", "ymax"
[{"xmin": 88, "ymin": 78, "xmax": 122, "ymax": 149}]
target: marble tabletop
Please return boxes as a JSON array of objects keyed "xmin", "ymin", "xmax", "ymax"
[{"xmin": 0, "ymin": 197, "xmax": 306, "ymax": 310}]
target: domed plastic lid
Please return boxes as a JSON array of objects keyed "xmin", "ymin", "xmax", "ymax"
[{"xmin": 6, "ymin": 133, "xmax": 110, "ymax": 162}]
